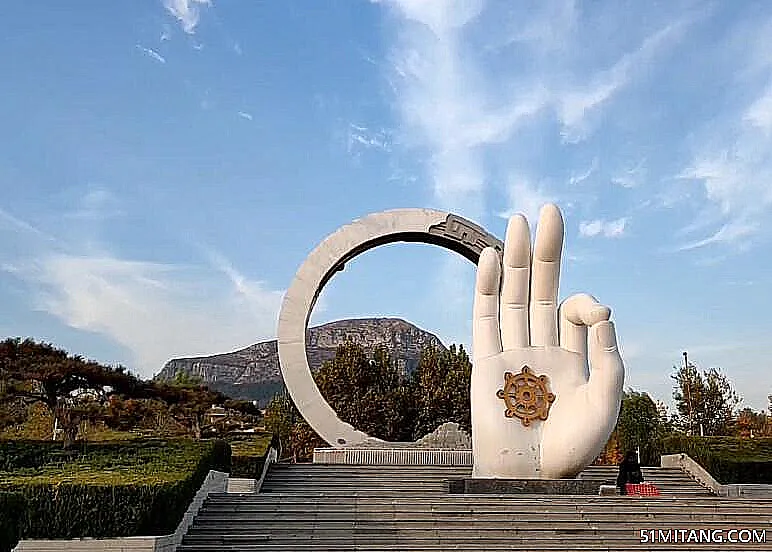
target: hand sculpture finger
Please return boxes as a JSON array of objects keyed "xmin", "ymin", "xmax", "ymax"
[
  {"xmin": 473, "ymin": 247, "xmax": 503, "ymax": 362},
  {"xmin": 530, "ymin": 204, "xmax": 564, "ymax": 347},
  {"xmin": 587, "ymin": 320, "xmax": 625, "ymax": 404},
  {"xmin": 559, "ymin": 293, "xmax": 611, "ymax": 370},
  {"xmin": 500, "ymin": 215, "xmax": 531, "ymax": 350}
]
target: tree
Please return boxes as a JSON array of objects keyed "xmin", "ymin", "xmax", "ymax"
[
  {"xmin": 412, "ymin": 344, "xmax": 472, "ymax": 439},
  {"xmin": 151, "ymin": 382, "xmax": 225, "ymax": 439},
  {"xmin": 103, "ymin": 396, "xmax": 168, "ymax": 433},
  {"xmin": 264, "ymin": 391, "xmax": 299, "ymax": 449},
  {"xmin": 314, "ymin": 343, "xmax": 416, "ymax": 442},
  {"xmin": 264, "ymin": 390, "xmax": 324, "ymax": 461},
  {"xmin": 616, "ymin": 389, "xmax": 666, "ymax": 464},
  {"xmin": 672, "ymin": 358, "xmax": 740, "ymax": 436},
  {"xmin": 734, "ymin": 407, "xmax": 770, "ymax": 438},
  {"xmin": 0, "ymin": 338, "xmax": 145, "ymax": 446},
  {"xmin": 171, "ymin": 371, "xmax": 204, "ymax": 386}
]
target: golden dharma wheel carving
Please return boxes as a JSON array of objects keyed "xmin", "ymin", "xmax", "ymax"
[{"xmin": 496, "ymin": 366, "xmax": 555, "ymax": 426}]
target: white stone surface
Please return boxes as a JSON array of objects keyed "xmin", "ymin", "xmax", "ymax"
[
  {"xmin": 415, "ymin": 422, "xmax": 471, "ymax": 449},
  {"xmin": 277, "ymin": 208, "xmax": 500, "ymax": 448},
  {"xmin": 278, "ymin": 204, "xmax": 623, "ymax": 480},
  {"xmin": 313, "ymin": 448, "xmax": 473, "ymax": 466},
  {"xmin": 471, "ymin": 205, "xmax": 624, "ymax": 479}
]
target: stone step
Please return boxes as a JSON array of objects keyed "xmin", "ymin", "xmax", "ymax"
[
  {"xmin": 179, "ymin": 546, "xmax": 765, "ymax": 552},
  {"xmin": 180, "ymin": 542, "xmax": 768, "ymax": 552},
  {"xmin": 177, "ymin": 462, "xmax": 745, "ymax": 551},
  {"xmin": 207, "ymin": 494, "xmax": 748, "ymax": 506},
  {"xmin": 179, "ymin": 534, "xmax": 771, "ymax": 551},
  {"xmin": 258, "ymin": 485, "xmax": 710, "ymax": 495},
  {"xmin": 192, "ymin": 512, "xmax": 772, "ymax": 523},
  {"xmin": 188, "ymin": 518, "xmax": 772, "ymax": 530},
  {"xmin": 197, "ymin": 506, "xmax": 772, "ymax": 523}
]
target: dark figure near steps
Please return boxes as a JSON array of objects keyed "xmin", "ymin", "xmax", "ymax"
[{"xmin": 617, "ymin": 451, "xmax": 644, "ymax": 495}]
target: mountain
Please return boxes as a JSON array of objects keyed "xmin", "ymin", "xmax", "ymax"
[{"xmin": 155, "ymin": 318, "xmax": 447, "ymax": 406}]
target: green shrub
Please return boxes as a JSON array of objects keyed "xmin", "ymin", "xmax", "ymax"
[
  {"xmin": 0, "ymin": 439, "xmax": 230, "ymax": 539},
  {"xmin": 229, "ymin": 433, "xmax": 272, "ymax": 479},
  {"xmin": 0, "ymin": 492, "xmax": 24, "ymax": 552},
  {"xmin": 658, "ymin": 435, "xmax": 772, "ymax": 484}
]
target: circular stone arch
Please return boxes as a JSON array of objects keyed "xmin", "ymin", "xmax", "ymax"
[{"xmin": 277, "ymin": 208, "xmax": 503, "ymax": 447}]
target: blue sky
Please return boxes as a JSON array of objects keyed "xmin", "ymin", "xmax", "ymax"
[{"xmin": 1, "ymin": 1, "xmax": 771, "ymax": 412}]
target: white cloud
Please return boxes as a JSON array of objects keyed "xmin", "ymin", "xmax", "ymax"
[
  {"xmin": 568, "ymin": 158, "xmax": 598, "ymax": 186},
  {"xmin": 0, "ymin": 207, "xmax": 52, "ymax": 240},
  {"xmin": 387, "ymin": 0, "xmax": 484, "ymax": 35},
  {"xmin": 382, "ymin": 0, "xmax": 548, "ymax": 218},
  {"xmin": 162, "ymin": 0, "xmax": 212, "ymax": 35},
  {"xmin": 347, "ymin": 124, "xmax": 392, "ymax": 154},
  {"xmin": 497, "ymin": 0, "xmax": 577, "ymax": 54},
  {"xmin": 677, "ymin": 15, "xmax": 772, "ymax": 250},
  {"xmin": 136, "ymin": 45, "xmax": 166, "ymax": 64},
  {"xmin": 744, "ymin": 82, "xmax": 772, "ymax": 134},
  {"xmin": 578, "ymin": 217, "xmax": 628, "ymax": 238},
  {"xmin": 556, "ymin": 21, "xmax": 687, "ymax": 142},
  {"xmin": 676, "ymin": 220, "xmax": 758, "ymax": 251},
  {"xmin": 5, "ymin": 252, "xmax": 284, "ymax": 378},
  {"xmin": 678, "ymin": 128, "xmax": 772, "ymax": 249},
  {"xmin": 237, "ymin": 111, "xmax": 253, "ymax": 121},
  {"xmin": 65, "ymin": 188, "xmax": 123, "ymax": 221},
  {"xmin": 498, "ymin": 178, "xmax": 556, "ymax": 226},
  {"xmin": 377, "ymin": 1, "xmax": 691, "ymax": 219},
  {"xmin": 611, "ymin": 159, "xmax": 646, "ymax": 188}
]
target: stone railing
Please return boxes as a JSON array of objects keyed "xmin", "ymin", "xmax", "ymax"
[
  {"xmin": 256, "ymin": 445, "xmax": 278, "ymax": 491},
  {"xmin": 661, "ymin": 453, "xmax": 772, "ymax": 498},
  {"xmin": 313, "ymin": 448, "xmax": 473, "ymax": 466},
  {"xmin": 14, "ymin": 470, "xmax": 228, "ymax": 552}
]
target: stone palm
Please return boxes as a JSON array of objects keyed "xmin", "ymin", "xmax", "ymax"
[{"xmin": 471, "ymin": 204, "xmax": 624, "ymax": 479}]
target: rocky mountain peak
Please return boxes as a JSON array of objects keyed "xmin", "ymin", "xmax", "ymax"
[{"xmin": 155, "ymin": 317, "xmax": 447, "ymax": 405}]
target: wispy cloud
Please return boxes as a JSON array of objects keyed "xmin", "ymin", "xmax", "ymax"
[
  {"xmin": 162, "ymin": 0, "xmax": 212, "ymax": 35},
  {"xmin": 237, "ymin": 111, "xmax": 253, "ymax": 121},
  {"xmin": 64, "ymin": 189, "xmax": 123, "ymax": 221},
  {"xmin": 0, "ymin": 207, "xmax": 52, "ymax": 240},
  {"xmin": 347, "ymin": 124, "xmax": 392, "ymax": 155},
  {"xmin": 675, "ymin": 14, "xmax": 772, "ymax": 250},
  {"xmin": 676, "ymin": 220, "xmax": 758, "ymax": 251},
  {"xmin": 744, "ymin": 83, "xmax": 772, "ymax": 134},
  {"xmin": 377, "ymin": 1, "xmax": 692, "ymax": 220},
  {"xmin": 611, "ymin": 159, "xmax": 647, "ymax": 188},
  {"xmin": 382, "ymin": 0, "xmax": 547, "ymax": 218},
  {"xmin": 678, "ymin": 116, "xmax": 772, "ymax": 249},
  {"xmin": 556, "ymin": 21, "xmax": 689, "ymax": 143},
  {"xmin": 5, "ymin": 252, "xmax": 284, "ymax": 378},
  {"xmin": 568, "ymin": 158, "xmax": 598, "ymax": 186},
  {"xmin": 498, "ymin": 178, "xmax": 556, "ymax": 226},
  {"xmin": 136, "ymin": 44, "xmax": 166, "ymax": 64},
  {"xmin": 579, "ymin": 217, "xmax": 628, "ymax": 238},
  {"xmin": 495, "ymin": 0, "xmax": 578, "ymax": 54}
]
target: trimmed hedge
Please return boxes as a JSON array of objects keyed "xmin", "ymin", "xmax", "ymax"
[
  {"xmin": 0, "ymin": 439, "xmax": 230, "ymax": 539},
  {"xmin": 0, "ymin": 492, "xmax": 24, "ymax": 552},
  {"xmin": 229, "ymin": 433, "xmax": 273, "ymax": 479},
  {"xmin": 659, "ymin": 435, "xmax": 772, "ymax": 484}
]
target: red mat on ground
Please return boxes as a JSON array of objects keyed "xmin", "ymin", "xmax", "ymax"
[{"xmin": 626, "ymin": 483, "xmax": 660, "ymax": 496}]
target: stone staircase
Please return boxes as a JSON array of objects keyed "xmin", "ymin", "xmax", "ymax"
[{"xmin": 179, "ymin": 464, "xmax": 772, "ymax": 551}]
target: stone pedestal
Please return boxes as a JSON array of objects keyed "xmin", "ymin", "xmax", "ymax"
[{"xmin": 448, "ymin": 478, "xmax": 601, "ymax": 495}]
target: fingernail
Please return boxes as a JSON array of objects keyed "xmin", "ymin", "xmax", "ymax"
[
  {"xmin": 589, "ymin": 305, "xmax": 611, "ymax": 325},
  {"xmin": 598, "ymin": 321, "xmax": 618, "ymax": 352}
]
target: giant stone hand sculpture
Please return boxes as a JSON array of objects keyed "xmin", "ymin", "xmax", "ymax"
[{"xmin": 472, "ymin": 204, "xmax": 624, "ymax": 479}]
